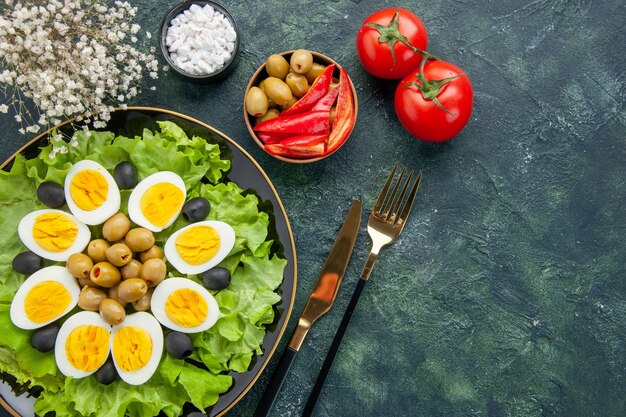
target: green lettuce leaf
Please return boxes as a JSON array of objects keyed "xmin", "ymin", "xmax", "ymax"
[
  {"xmin": 34, "ymin": 355, "xmax": 232, "ymax": 417},
  {"xmin": 192, "ymin": 254, "xmax": 286, "ymax": 373}
]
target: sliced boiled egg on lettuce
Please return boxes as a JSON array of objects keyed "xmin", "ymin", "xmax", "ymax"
[
  {"xmin": 54, "ymin": 311, "xmax": 111, "ymax": 378},
  {"xmin": 151, "ymin": 278, "xmax": 220, "ymax": 333},
  {"xmin": 128, "ymin": 171, "xmax": 186, "ymax": 232},
  {"xmin": 164, "ymin": 220, "xmax": 235, "ymax": 275},
  {"xmin": 64, "ymin": 160, "xmax": 121, "ymax": 225},
  {"xmin": 110, "ymin": 312, "xmax": 163, "ymax": 385},
  {"xmin": 10, "ymin": 266, "xmax": 80, "ymax": 329},
  {"xmin": 18, "ymin": 209, "xmax": 90, "ymax": 262}
]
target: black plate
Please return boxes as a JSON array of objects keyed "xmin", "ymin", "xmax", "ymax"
[{"xmin": 0, "ymin": 107, "xmax": 297, "ymax": 417}]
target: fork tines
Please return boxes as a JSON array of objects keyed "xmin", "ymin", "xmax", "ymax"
[{"xmin": 374, "ymin": 164, "xmax": 422, "ymax": 226}]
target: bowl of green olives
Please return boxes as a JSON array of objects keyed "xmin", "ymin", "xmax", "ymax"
[{"xmin": 244, "ymin": 50, "xmax": 358, "ymax": 163}]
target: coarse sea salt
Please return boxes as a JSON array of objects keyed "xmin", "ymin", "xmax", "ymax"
[{"xmin": 165, "ymin": 3, "xmax": 237, "ymax": 76}]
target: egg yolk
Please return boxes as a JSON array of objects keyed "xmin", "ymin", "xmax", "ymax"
[
  {"xmin": 65, "ymin": 325, "xmax": 110, "ymax": 372},
  {"xmin": 139, "ymin": 182, "xmax": 184, "ymax": 227},
  {"xmin": 165, "ymin": 289, "xmax": 208, "ymax": 328},
  {"xmin": 24, "ymin": 281, "xmax": 71, "ymax": 323},
  {"xmin": 70, "ymin": 169, "xmax": 109, "ymax": 211},
  {"xmin": 33, "ymin": 212, "xmax": 78, "ymax": 252},
  {"xmin": 113, "ymin": 326, "xmax": 152, "ymax": 372},
  {"xmin": 175, "ymin": 226, "xmax": 221, "ymax": 265}
]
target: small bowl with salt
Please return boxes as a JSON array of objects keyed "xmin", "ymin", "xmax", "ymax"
[{"xmin": 160, "ymin": 1, "xmax": 240, "ymax": 83}]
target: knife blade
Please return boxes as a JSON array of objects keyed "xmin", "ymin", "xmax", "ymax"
[{"xmin": 253, "ymin": 199, "xmax": 362, "ymax": 417}]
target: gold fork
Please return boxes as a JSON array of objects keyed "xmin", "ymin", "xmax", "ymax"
[{"xmin": 302, "ymin": 164, "xmax": 422, "ymax": 416}]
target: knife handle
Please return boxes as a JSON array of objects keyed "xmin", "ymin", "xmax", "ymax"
[
  {"xmin": 253, "ymin": 346, "xmax": 298, "ymax": 417},
  {"xmin": 302, "ymin": 278, "xmax": 367, "ymax": 417}
]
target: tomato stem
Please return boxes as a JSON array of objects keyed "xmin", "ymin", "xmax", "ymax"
[
  {"xmin": 365, "ymin": 9, "xmax": 432, "ymax": 67},
  {"xmin": 405, "ymin": 54, "xmax": 461, "ymax": 115}
]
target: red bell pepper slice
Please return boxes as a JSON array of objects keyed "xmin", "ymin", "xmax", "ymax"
[
  {"xmin": 256, "ymin": 131, "xmax": 292, "ymax": 144},
  {"xmin": 254, "ymin": 110, "xmax": 330, "ymax": 135},
  {"xmin": 311, "ymin": 87, "xmax": 339, "ymax": 112},
  {"xmin": 327, "ymin": 68, "xmax": 356, "ymax": 153},
  {"xmin": 281, "ymin": 133, "xmax": 329, "ymax": 147},
  {"xmin": 280, "ymin": 64, "xmax": 335, "ymax": 116},
  {"xmin": 265, "ymin": 142, "xmax": 326, "ymax": 159}
]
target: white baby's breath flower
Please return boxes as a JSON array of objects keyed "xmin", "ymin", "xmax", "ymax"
[{"xmin": 0, "ymin": 1, "xmax": 158, "ymax": 134}]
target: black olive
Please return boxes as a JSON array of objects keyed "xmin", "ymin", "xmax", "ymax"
[
  {"xmin": 37, "ymin": 182, "xmax": 65, "ymax": 208},
  {"xmin": 12, "ymin": 251, "xmax": 44, "ymax": 275},
  {"xmin": 165, "ymin": 331, "xmax": 193, "ymax": 359},
  {"xmin": 30, "ymin": 322, "xmax": 60, "ymax": 352},
  {"xmin": 95, "ymin": 357, "xmax": 118, "ymax": 385},
  {"xmin": 202, "ymin": 267, "xmax": 230, "ymax": 291},
  {"xmin": 182, "ymin": 197, "xmax": 210, "ymax": 223},
  {"xmin": 113, "ymin": 161, "xmax": 138, "ymax": 189}
]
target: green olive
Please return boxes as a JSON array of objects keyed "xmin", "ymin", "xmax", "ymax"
[
  {"xmin": 290, "ymin": 50, "xmax": 313, "ymax": 74},
  {"xmin": 280, "ymin": 95, "xmax": 299, "ymax": 111},
  {"xmin": 140, "ymin": 246, "xmax": 164, "ymax": 263},
  {"xmin": 107, "ymin": 284, "xmax": 128, "ymax": 307},
  {"xmin": 140, "ymin": 258, "xmax": 167, "ymax": 287},
  {"xmin": 105, "ymin": 243, "xmax": 133, "ymax": 267},
  {"xmin": 265, "ymin": 54, "xmax": 290, "ymax": 79},
  {"xmin": 102, "ymin": 213, "xmax": 131, "ymax": 242},
  {"xmin": 78, "ymin": 286, "xmax": 107, "ymax": 311},
  {"xmin": 87, "ymin": 239, "xmax": 110, "ymax": 263},
  {"xmin": 121, "ymin": 259, "xmax": 143, "ymax": 280},
  {"xmin": 132, "ymin": 288, "xmax": 153, "ymax": 312},
  {"xmin": 329, "ymin": 106, "xmax": 337, "ymax": 127},
  {"xmin": 99, "ymin": 298, "xmax": 126, "ymax": 326},
  {"xmin": 304, "ymin": 62, "xmax": 326, "ymax": 84},
  {"xmin": 263, "ymin": 77, "xmax": 292, "ymax": 106},
  {"xmin": 77, "ymin": 276, "xmax": 96, "ymax": 287},
  {"xmin": 285, "ymin": 72, "xmax": 309, "ymax": 98},
  {"xmin": 255, "ymin": 108, "xmax": 280, "ymax": 125},
  {"xmin": 124, "ymin": 228, "xmax": 155, "ymax": 252},
  {"xmin": 66, "ymin": 253, "xmax": 93, "ymax": 279},
  {"xmin": 90, "ymin": 262, "xmax": 121, "ymax": 288},
  {"xmin": 245, "ymin": 86, "xmax": 269, "ymax": 117},
  {"xmin": 117, "ymin": 278, "xmax": 148, "ymax": 303}
]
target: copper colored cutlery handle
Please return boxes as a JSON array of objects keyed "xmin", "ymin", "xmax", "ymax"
[
  {"xmin": 254, "ymin": 346, "xmax": 298, "ymax": 417},
  {"xmin": 302, "ymin": 278, "xmax": 367, "ymax": 417}
]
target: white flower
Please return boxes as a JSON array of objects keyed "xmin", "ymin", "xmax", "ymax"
[{"xmin": 0, "ymin": 0, "xmax": 158, "ymax": 134}]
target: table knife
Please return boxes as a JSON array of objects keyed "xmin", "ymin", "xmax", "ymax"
[{"xmin": 253, "ymin": 199, "xmax": 362, "ymax": 417}]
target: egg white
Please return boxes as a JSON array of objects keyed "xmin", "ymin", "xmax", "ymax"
[
  {"xmin": 18, "ymin": 209, "xmax": 91, "ymax": 262},
  {"xmin": 64, "ymin": 160, "xmax": 121, "ymax": 226},
  {"xmin": 110, "ymin": 312, "xmax": 163, "ymax": 385},
  {"xmin": 127, "ymin": 171, "xmax": 186, "ymax": 232},
  {"xmin": 10, "ymin": 266, "xmax": 81, "ymax": 330},
  {"xmin": 150, "ymin": 277, "xmax": 220, "ymax": 333},
  {"xmin": 54, "ymin": 311, "xmax": 112, "ymax": 378},
  {"xmin": 164, "ymin": 220, "xmax": 235, "ymax": 275}
]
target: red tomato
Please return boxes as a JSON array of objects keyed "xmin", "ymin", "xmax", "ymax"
[
  {"xmin": 394, "ymin": 59, "xmax": 473, "ymax": 142},
  {"xmin": 356, "ymin": 8, "xmax": 428, "ymax": 79}
]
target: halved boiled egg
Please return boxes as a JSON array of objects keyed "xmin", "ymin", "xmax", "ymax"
[
  {"xmin": 10, "ymin": 266, "xmax": 80, "ymax": 329},
  {"xmin": 18, "ymin": 209, "xmax": 91, "ymax": 262},
  {"xmin": 110, "ymin": 312, "xmax": 163, "ymax": 385},
  {"xmin": 128, "ymin": 171, "xmax": 186, "ymax": 232},
  {"xmin": 54, "ymin": 311, "xmax": 111, "ymax": 378},
  {"xmin": 164, "ymin": 221, "xmax": 235, "ymax": 275},
  {"xmin": 64, "ymin": 160, "xmax": 121, "ymax": 225},
  {"xmin": 151, "ymin": 278, "xmax": 220, "ymax": 333}
]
